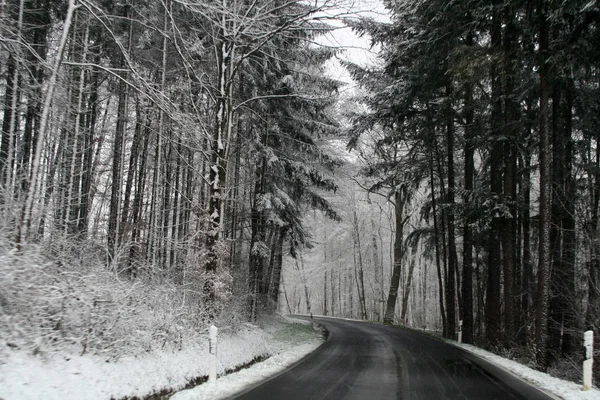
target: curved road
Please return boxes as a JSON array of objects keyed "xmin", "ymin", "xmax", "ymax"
[{"xmin": 230, "ymin": 317, "xmax": 555, "ymax": 400}]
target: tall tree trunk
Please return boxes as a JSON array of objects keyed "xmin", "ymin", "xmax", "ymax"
[
  {"xmin": 560, "ymin": 82, "xmax": 576, "ymax": 355},
  {"xmin": 352, "ymin": 208, "xmax": 368, "ymax": 320},
  {"xmin": 521, "ymin": 128, "xmax": 533, "ymax": 345},
  {"xmin": 78, "ymin": 57, "xmax": 100, "ymax": 235},
  {"xmin": 429, "ymin": 143, "xmax": 446, "ymax": 333},
  {"xmin": 120, "ymin": 100, "xmax": 143, "ymax": 249},
  {"xmin": 249, "ymin": 151, "xmax": 267, "ymax": 321},
  {"xmin": 19, "ymin": 1, "xmax": 50, "ymax": 199},
  {"xmin": 129, "ymin": 114, "xmax": 151, "ymax": 270},
  {"xmin": 330, "ymin": 268, "xmax": 336, "ymax": 317},
  {"xmin": 372, "ymin": 218, "xmax": 384, "ymax": 321},
  {"xmin": 486, "ymin": 0, "xmax": 503, "ymax": 346},
  {"xmin": 170, "ymin": 140, "xmax": 182, "ymax": 270},
  {"xmin": 18, "ymin": 0, "xmax": 77, "ymax": 245},
  {"xmin": 1, "ymin": 0, "xmax": 24, "ymax": 192},
  {"xmin": 535, "ymin": 0, "xmax": 552, "ymax": 369},
  {"xmin": 268, "ymin": 227, "xmax": 286, "ymax": 311},
  {"xmin": 384, "ymin": 189, "xmax": 407, "ymax": 324},
  {"xmin": 108, "ymin": 2, "xmax": 133, "ymax": 257},
  {"xmin": 295, "ymin": 253, "xmax": 311, "ymax": 315},
  {"xmin": 445, "ymin": 79, "xmax": 457, "ymax": 340},
  {"xmin": 66, "ymin": 23, "xmax": 90, "ymax": 235},
  {"xmin": 462, "ymin": 31, "xmax": 475, "ymax": 343},
  {"xmin": 549, "ymin": 76, "xmax": 576, "ymax": 357},
  {"xmin": 400, "ymin": 255, "xmax": 417, "ymax": 323},
  {"xmin": 1, "ymin": 54, "xmax": 20, "ymax": 191},
  {"xmin": 161, "ymin": 136, "xmax": 173, "ymax": 271},
  {"xmin": 501, "ymin": 5, "xmax": 518, "ymax": 345},
  {"xmin": 205, "ymin": 33, "xmax": 236, "ymax": 275}
]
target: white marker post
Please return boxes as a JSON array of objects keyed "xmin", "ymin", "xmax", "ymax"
[
  {"xmin": 209, "ymin": 325, "xmax": 218, "ymax": 382},
  {"xmin": 583, "ymin": 330, "xmax": 594, "ymax": 391},
  {"xmin": 458, "ymin": 320, "xmax": 463, "ymax": 344}
]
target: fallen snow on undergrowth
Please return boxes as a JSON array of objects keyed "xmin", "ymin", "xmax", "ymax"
[
  {"xmin": 0, "ymin": 316, "xmax": 323, "ymax": 400},
  {"xmin": 171, "ymin": 318, "xmax": 322, "ymax": 400},
  {"xmin": 455, "ymin": 342, "xmax": 600, "ymax": 400}
]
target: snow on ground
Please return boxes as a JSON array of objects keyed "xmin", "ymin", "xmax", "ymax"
[
  {"xmin": 0, "ymin": 316, "xmax": 324, "ymax": 400},
  {"xmin": 174, "ymin": 316, "xmax": 600, "ymax": 400},
  {"xmin": 3, "ymin": 313, "xmax": 597, "ymax": 400},
  {"xmin": 171, "ymin": 326, "xmax": 321, "ymax": 400},
  {"xmin": 454, "ymin": 342, "xmax": 600, "ymax": 400}
]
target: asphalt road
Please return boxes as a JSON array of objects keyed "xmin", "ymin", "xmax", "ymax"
[{"xmin": 230, "ymin": 316, "xmax": 555, "ymax": 400}]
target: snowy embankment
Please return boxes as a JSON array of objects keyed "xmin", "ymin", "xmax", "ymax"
[
  {"xmin": 453, "ymin": 342, "xmax": 600, "ymax": 400},
  {"xmin": 0, "ymin": 316, "xmax": 323, "ymax": 400}
]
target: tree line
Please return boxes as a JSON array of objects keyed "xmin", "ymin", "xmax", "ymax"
[
  {"xmin": 0, "ymin": 0, "xmax": 343, "ymax": 322},
  {"xmin": 342, "ymin": 0, "xmax": 600, "ymax": 371}
]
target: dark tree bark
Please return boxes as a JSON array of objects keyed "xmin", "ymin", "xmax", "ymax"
[
  {"xmin": 384, "ymin": 189, "xmax": 408, "ymax": 325},
  {"xmin": 461, "ymin": 31, "xmax": 475, "ymax": 343},
  {"xmin": 205, "ymin": 38, "xmax": 234, "ymax": 275},
  {"xmin": 78, "ymin": 59, "xmax": 100, "ymax": 235},
  {"xmin": 1, "ymin": 54, "xmax": 19, "ymax": 188},
  {"xmin": 249, "ymin": 151, "xmax": 268, "ymax": 321},
  {"xmin": 535, "ymin": 0, "xmax": 552, "ymax": 369},
  {"xmin": 549, "ymin": 77, "xmax": 576, "ymax": 357},
  {"xmin": 268, "ymin": 228, "xmax": 287, "ymax": 312},
  {"xmin": 486, "ymin": 0, "xmax": 503, "ymax": 346},
  {"xmin": 352, "ymin": 208, "xmax": 368, "ymax": 320},
  {"xmin": 107, "ymin": 2, "xmax": 132, "ymax": 257},
  {"xmin": 429, "ymin": 142, "xmax": 446, "ymax": 334},
  {"xmin": 520, "ymin": 116, "xmax": 534, "ymax": 345},
  {"xmin": 501, "ymin": 5, "xmax": 518, "ymax": 344},
  {"xmin": 120, "ymin": 99, "xmax": 143, "ymax": 247},
  {"xmin": 445, "ymin": 79, "xmax": 457, "ymax": 340},
  {"xmin": 107, "ymin": 78, "xmax": 127, "ymax": 254},
  {"xmin": 129, "ymin": 113, "xmax": 152, "ymax": 269}
]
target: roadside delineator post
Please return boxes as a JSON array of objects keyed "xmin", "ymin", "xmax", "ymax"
[
  {"xmin": 583, "ymin": 330, "xmax": 593, "ymax": 391},
  {"xmin": 458, "ymin": 320, "xmax": 463, "ymax": 344},
  {"xmin": 209, "ymin": 325, "xmax": 218, "ymax": 382}
]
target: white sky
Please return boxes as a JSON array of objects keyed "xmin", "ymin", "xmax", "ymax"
[{"xmin": 317, "ymin": 0, "xmax": 391, "ymax": 85}]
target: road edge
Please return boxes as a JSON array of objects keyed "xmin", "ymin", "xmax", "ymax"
[
  {"xmin": 388, "ymin": 323, "xmax": 563, "ymax": 400},
  {"xmin": 223, "ymin": 318, "xmax": 329, "ymax": 400}
]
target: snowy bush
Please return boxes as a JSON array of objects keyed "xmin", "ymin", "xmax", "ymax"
[{"xmin": 0, "ymin": 234, "xmax": 235, "ymax": 361}]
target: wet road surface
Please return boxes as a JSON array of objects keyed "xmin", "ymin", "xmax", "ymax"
[{"xmin": 230, "ymin": 317, "xmax": 555, "ymax": 400}]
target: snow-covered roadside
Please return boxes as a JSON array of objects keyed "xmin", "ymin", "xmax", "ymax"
[
  {"xmin": 170, "ymin": 332, "xmax": 321, "ymax": 400},
  {"xmin": 453, "ymin": 342, "xmax": 600, "ymax": 400},
  {"xmin": 0, "ymin": 316, "xmax": 324, "ymax": 400}
]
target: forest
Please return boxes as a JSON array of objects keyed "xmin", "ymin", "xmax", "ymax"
[
  {"xmin": 0, "ymin": 0, "xmax": 599, "ymax": 386},
  {"xmin": 283, "ymin": 0, "xmax": 600, "ymax": 378}
]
